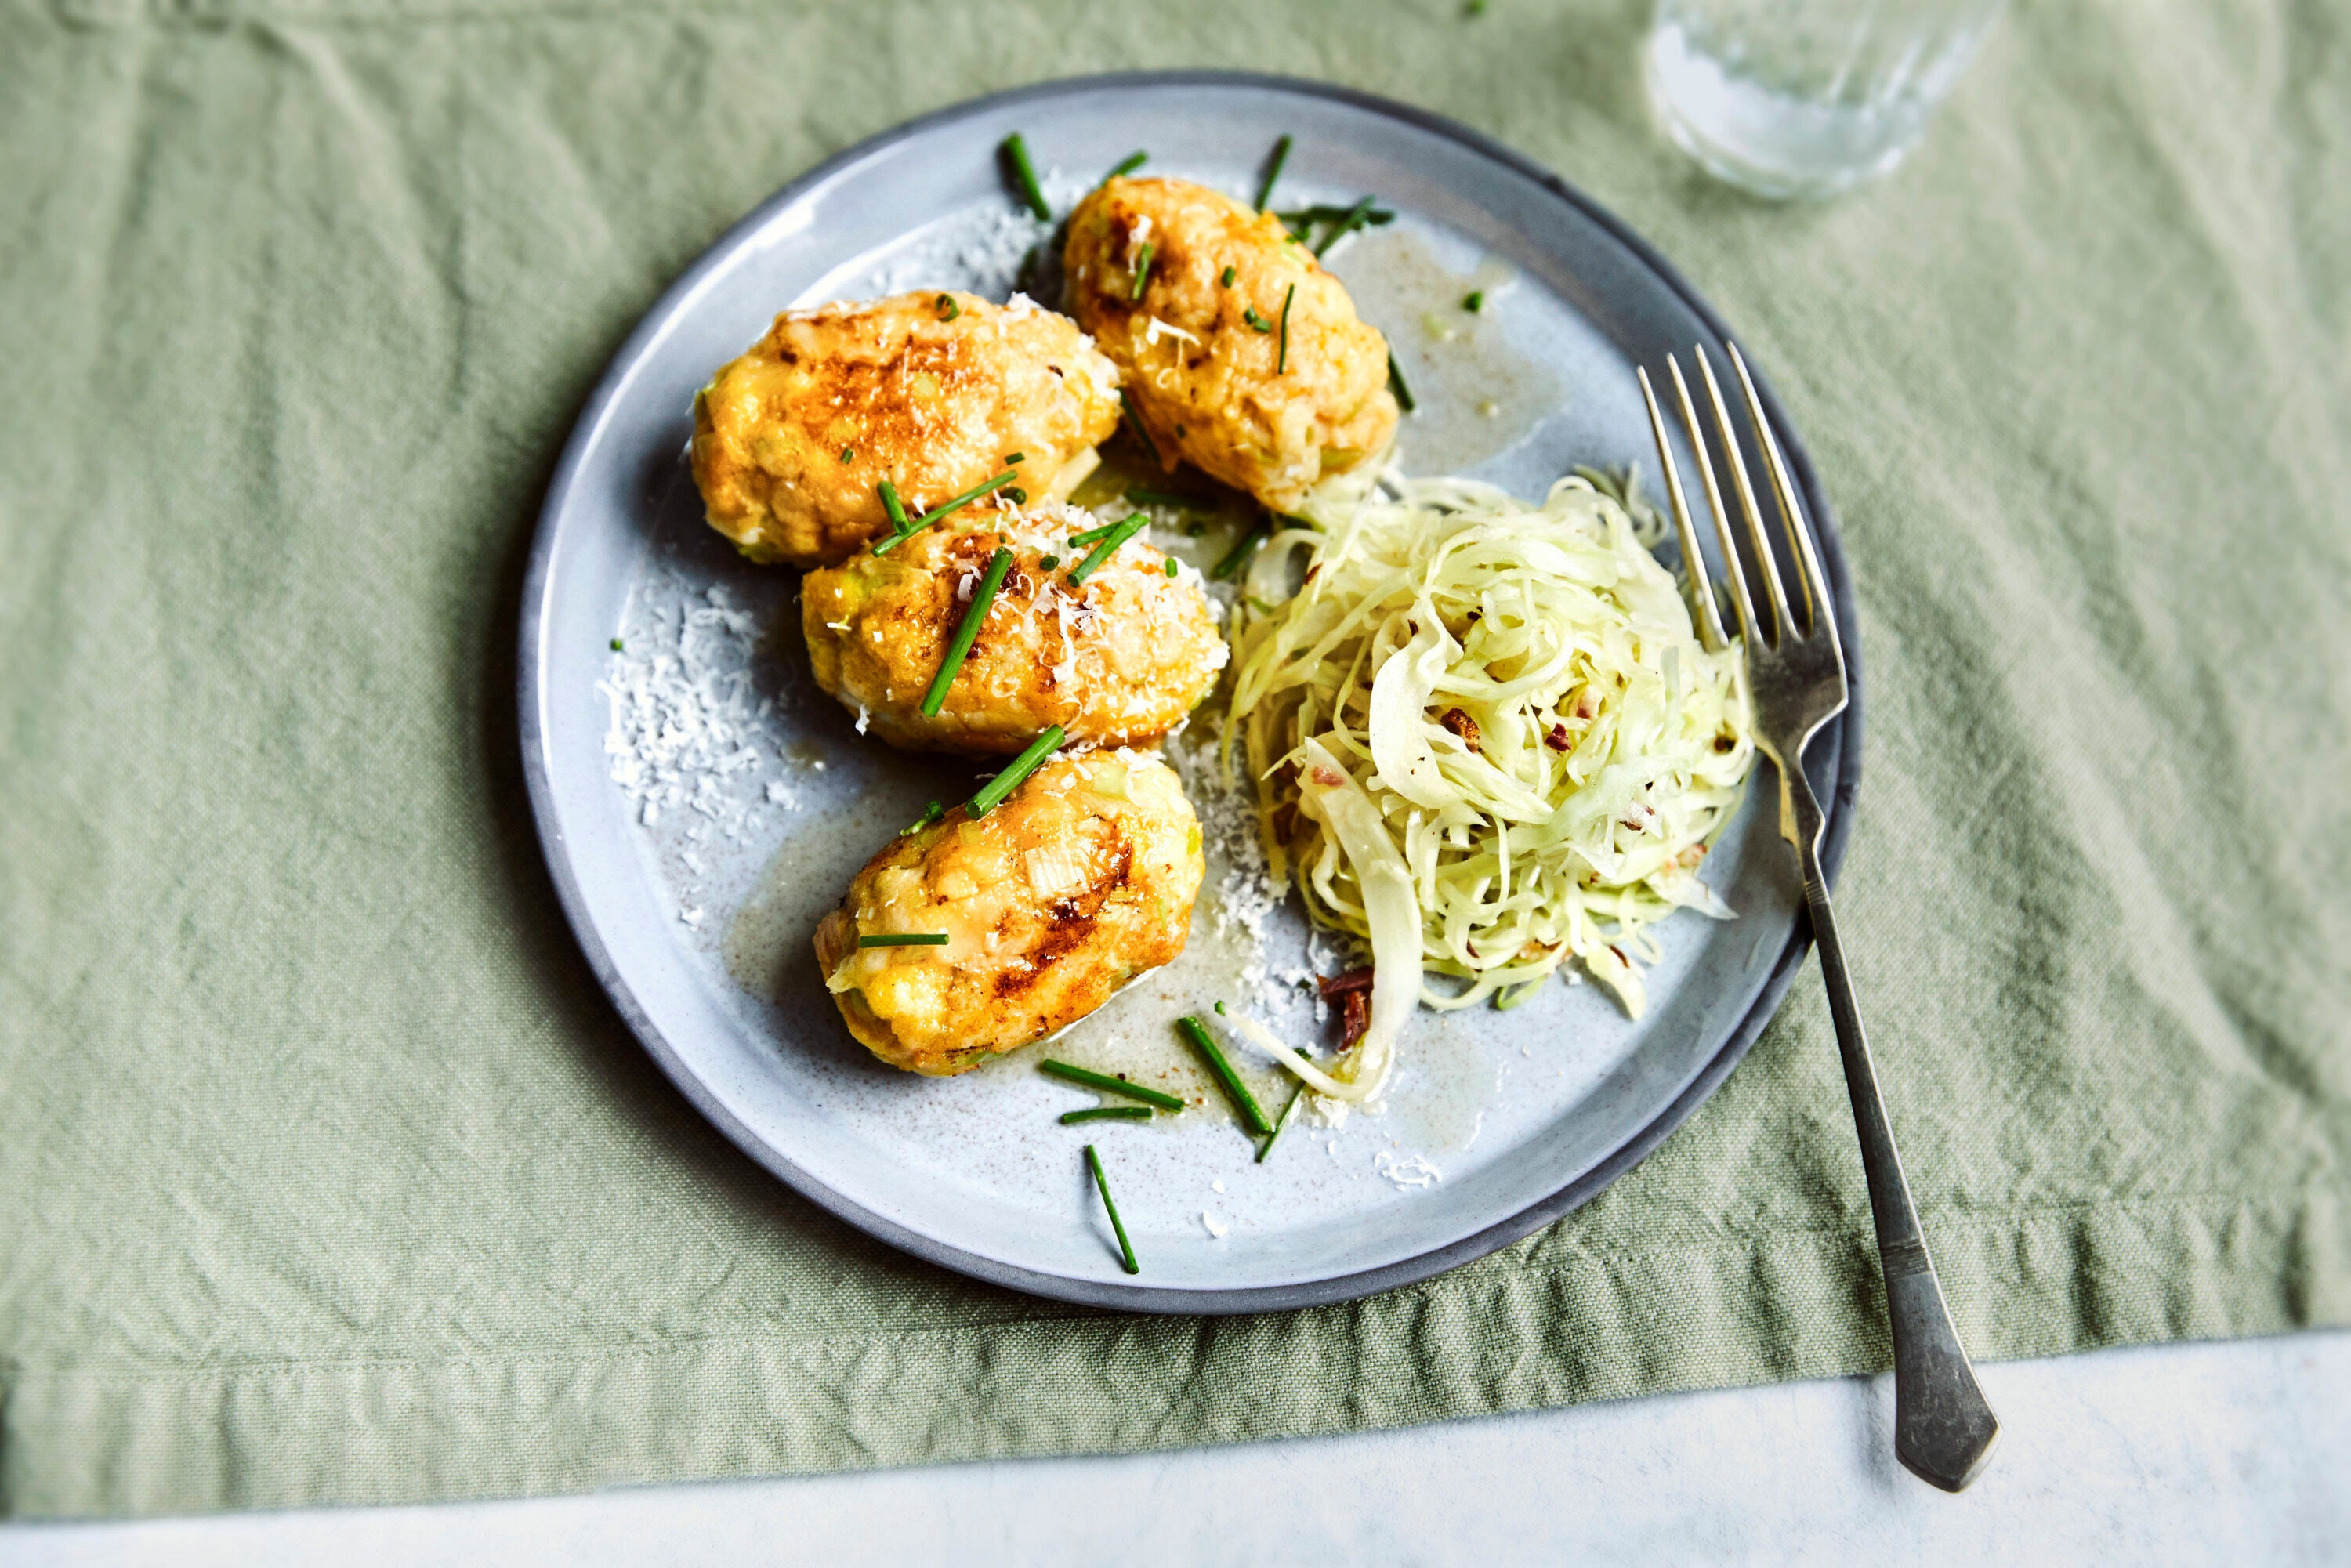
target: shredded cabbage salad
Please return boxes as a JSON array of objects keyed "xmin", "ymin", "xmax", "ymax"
[{"xmin": 1223, "ymin": 472, "xmax": 1757, "ymax": 1103}]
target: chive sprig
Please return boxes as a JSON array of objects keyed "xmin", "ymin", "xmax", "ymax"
[
  {"xmin": 1125, "ymin": 487, "xmax": 1196, "ymax": 509},
  {"xmin": 857, "ymin": 932, "xmax": 949, "ymax": 948},
  {"xmin": 1177, "ymin": 1016, "xmax": 1273, "ymax": 1136},
  {"xmin": 1003, "ymin": 132, "xmax": 1051, "ymax": 221},
  {"xmin": 1119, "ymin": 390, "xmax": 1161, "ymax": 469},
  {"xmin": 1040, "ymin": 1059, "xmax": 1187, "ymax": 1112},
  {"xmin": 1211, "ymin": 520, "xmax": 1270, "ymax": 581},
  {"xmin": 1256, "ymin": 1081, "xmax": 1307, "ymax": 1164},
  {"xmin": 1388, "ymin": 351, "xmax": 1417, "ymax": 413},
  {"xmin": 969, "ymin": 725, "xmax": 1064, "ymax": 817},
  {"xmin": 1085, "ymin": 1145, "xmax": 1139, "ymax": 1274},
  {"xmin": 874, "ymin": 470, "xmax": 1019, "ymax": 555},
  {"xmin": 1277, "ymin": 283, "xmax": 1295, "ymax": 374},
  {"xmin": 1067, "ymin": 512, "xmax": 1148, "ymax": 585},
  {"xmin": 1277, "ymin": 203, "xmax": 1396, "ymax": 230},
  {"xmin": 920, "ymin": 547, "xmax": 1012, "ymax": 716},
  {"xmin": 1312, "ymin": 196, "xmax": 1380, "ymax": 257},
  {"xmin": 1062, "ymin": 1106, "xmax": 1152, "ymax": 1125},
  {"xmin": 1254, "ymin": 133, "xmax": 1293, "ymax": 212}
]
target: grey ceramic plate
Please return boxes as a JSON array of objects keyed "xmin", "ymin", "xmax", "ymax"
[{"xmin": 519, "ymin": 73, "xmax": 1860, "ymax": 1313}]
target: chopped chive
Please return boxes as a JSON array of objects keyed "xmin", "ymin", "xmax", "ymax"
[
  {"xmin": 1277, "ymin": 284, "xmax": 1295, "ymax": 373},
  {"xmin": 1177, "ymin": 1016, "xmax": 1273, "ymax": 1136},
  {"xmin": 1130, "ymin": 241, "xmax": 1154, "ymax": 299},
  {"xmin": 875, "ymin": 471, "xmax": 1019, "ymax": 553},
  {"xmin": 1254, "ymin": 132, "xmax": 1293, "ymax": 212},
  {"xmin": 1014, "ymin": 242, "xmax": 1047, "ymax": 298},
  {"xmin": 1214, "ymin": 1000, "xmax": 1226, "ymax": 1015},
  {"xmin": 1462, "ymin": 290, "xmax": 1484, "ymax": 313},
  {"xmin": 1107, "ymin": 150, "xmax": 1148, "ymax": 179},
  {"xmin": 899, "ymin": 800, "xmax": 944, "ymax": 836},
  {"xmin": 1040, "ymin": 554, "xmax": 1060, "ymax": 570},
  {"xmin": 1041, "ymin": 1059, "xmax": 1186, "ymax": 1112},
  {"xmin": 1003, "ymin": 132, "xmax": 1051, "ymax": 221},
  {"xmin": 1256, "ymin": 1081, "xmax": 1307, "ymax": 1163},
  {"xmin": 1062, "ymin": 1105, "xmax": 1152, "ymax": 1124},
  {"xmin": 1164, "ymin": 558, "xmax": 1179, "ymax": 578},
  {"xmin": 1068, "ymin": 512, "xmax": 1149, "ymax": 585},
  {"xmin": 1221, "ymin": 265, "xmax": 1238, "ymax": 288},
  {"xmin": 1125, "ymin": 487, "xmax": 1196, "ymax": 508},
  {"xmin": 1465, "ymin": 0, "xmax": 1486, "ymax": 15},
  {"xmin": 857, "ymin": 932, "xmax": 949, "ymax": 948},
  {"xmin": 840, "ymin": 446, "xmax": 856, "ymax": 463},
  {"xmin": 610, "ymin": 637, "xmax": 624, "ymax": 651},
  {"xmin": 921, "ymin": 547, "xmax": 1012, "ymax": 716},
  {"xmin": 878, "ymin": 479, "xmax": 911, "ymax": 538},
  {"xmin": 1276, "ymin": 204, "xmax": 1397, "ymax": 228},
  {"xmin": 1210, "ymin": 520, "xmax": 1270, "ymax": 581},
  {"xmin": 1388, "ymin": 351, "xmax": 1417, "ymax": 412},
  {"xmin": 1244, "ymin": 306, "xmax": 1274, "ymax": 334},
  {"xmin": 1005, "ymin": 451, "xmax": 1026, "ymax": 464},
  {"xmin": 1313, "ymin": 196, "xmax": 1378, "ymax": 257},
  {"xmin": 1066, "ymin": 519, "xmax": 1124, "ymax": 547},
  {"xmin": 935, "ymin": 292, "xmax": 962, "ymax": 320},
  {"xmin": 1119, "ymin": 390, "xmax": 1162, "ymax": 469},
  {"xmin": 1085, "ymin": 1144, "xmax": 1139, "ymax": 1274},
  {"xmin": 915, "ymin": 470, "xmax": 1018, "ymax": 528},
  {"xmin": 969, "ymin": 724, "xmax": 1064, "ymax": 816}
]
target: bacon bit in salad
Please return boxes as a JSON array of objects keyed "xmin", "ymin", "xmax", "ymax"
[
  {"xmin": 1545, "ymin": 723, "xmax": 1573, "ymax": 751},
  {"xmin": 1440, "ymin": 708, "xmax": 1482, "ymax": 752},
  {"xmin": 1317, "ymin": 966, "xmax": 1375, "ymax": 998},
  {"xmin": 1339, "ymin": 990, "xmax": 1370, "ymax": 1049}
]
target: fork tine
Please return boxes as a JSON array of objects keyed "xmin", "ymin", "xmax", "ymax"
[
  {"xmin": 1726, "ymin": 342, "xmax": 1827, "ymax": 637},
  {"xmin": 1694, "ymin": 345, "xmax": 1791, "ymax": 645},
  {"xmin": 1637, "ymin": 365, "xmax": 1729, "ymax": 652},
  {"xmin": 1666, "ymin": 353, "xmax": 1758, "ymax": 648}
]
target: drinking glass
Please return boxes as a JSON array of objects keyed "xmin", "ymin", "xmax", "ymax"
[{"xmin": 1645, "ymin": 0, "xmax": 2004, "ymax": 200}]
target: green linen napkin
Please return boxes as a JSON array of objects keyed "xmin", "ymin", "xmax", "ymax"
[{"xmin": 2, "ymin": 0, "xmax": 2345, "ymax": 1519}]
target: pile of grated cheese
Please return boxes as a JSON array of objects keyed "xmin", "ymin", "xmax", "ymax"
[{"xmin": 598, "ymin": 578, "xmax": 784, "ymax": 839}]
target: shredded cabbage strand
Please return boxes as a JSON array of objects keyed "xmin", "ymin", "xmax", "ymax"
[{"xmin": 1225, "ymin": 473, "xmax": 1757, "ymax": 1059}]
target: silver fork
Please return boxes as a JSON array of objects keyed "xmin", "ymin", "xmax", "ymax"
[{"xmin": 1639, "ymin": 344, "xmax": 2001, "ymax": 1493}]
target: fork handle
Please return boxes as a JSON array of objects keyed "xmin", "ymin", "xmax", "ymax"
[{"xmin": 1785, "ymin": 763, "xmax": 2001, "ymax": 1493}]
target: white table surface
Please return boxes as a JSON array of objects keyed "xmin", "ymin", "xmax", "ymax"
[{"xmin": 9, "ymin": 1329, "xmax": 2345, "ymax": 1565}]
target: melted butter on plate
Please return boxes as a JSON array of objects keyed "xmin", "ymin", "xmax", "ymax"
[{"xmin": 1328, "ymin": 227, "xmax": 1559, "ymax": 476}]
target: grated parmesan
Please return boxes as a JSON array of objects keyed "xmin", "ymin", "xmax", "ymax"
[{"xmin": 598, "ymin": 581, "xmax": 775, "ymax": 844}]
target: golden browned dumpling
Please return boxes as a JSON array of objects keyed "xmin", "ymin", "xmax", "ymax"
[
  {"xmin": 802, "ymin": 505, "xmax": 1227, "ymax": 757},
  {"xmin": 1063, "ymin": 177, "xmax": 1397, "ymax": 515},
  {"xmin": 814, "ymin": 751, "xmax": 1204, "ymax": 1076},
  {"xmin": 690, "ymin": 292, "xmax": 1122, "ymax": 567}
]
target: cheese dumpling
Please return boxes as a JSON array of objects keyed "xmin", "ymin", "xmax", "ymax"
[
  {"xmin": 691, "ymin": 292, "xmax": 1121, "ymax": 567},
  {"xmin": 802, "ymin": 506, "xmax": 1227, "ymax": 758},
  {"xmin": 815, "ymin": 751, "xmax": 1204, "ymax": 1076},
  {"xmin": 1063, "ymin": 177, "xmax": 1397, "ymax": 516}
]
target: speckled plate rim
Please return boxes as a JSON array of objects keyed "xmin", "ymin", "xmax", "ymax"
[{"xmin": 518, "ymin": 70, "xmax": 1862, "ymax": 1316}]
